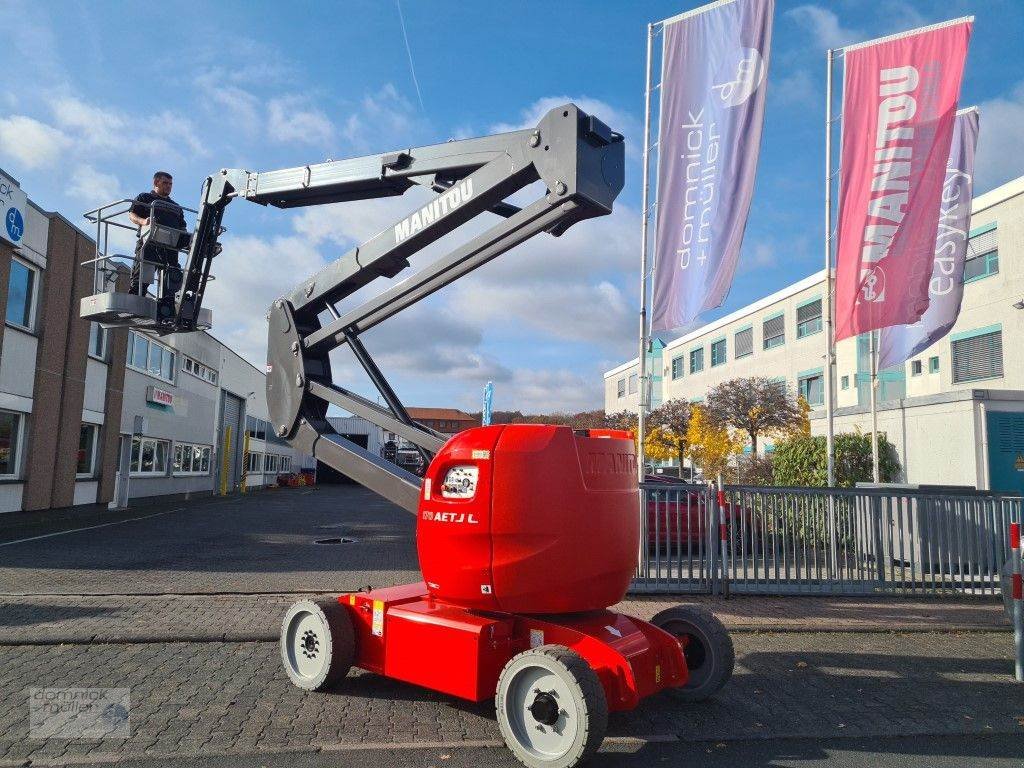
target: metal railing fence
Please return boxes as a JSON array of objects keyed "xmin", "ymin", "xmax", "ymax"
[{"xmin": 633, "ymin": 482, "xmax": 1022, "ymax": 597}]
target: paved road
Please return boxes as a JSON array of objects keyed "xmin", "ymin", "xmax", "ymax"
[
  {"xmin": 42, "ymin": 734, "xmax": 1024, "ymax": 768},
  {"xmin": 0, "ymin": 487, "xmax": 420, "ymax": 595},
  {"xmin": 1, "ymin": 631, "xmax": 1021, "ymax": 766},
  {"xmin": 0, "ymin": 485, "xmax": 1019, "ymax": 767}
]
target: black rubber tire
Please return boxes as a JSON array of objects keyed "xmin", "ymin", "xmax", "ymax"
[
  {"xmin": 279, "ymin": 598, "xmax": 355, "ymax": 691},
  {"xmin": 651, "ymin": 605, "xmax": 734, "ymax": 702},
  {"xmin": 495, "ymin": 644, "xmax": 608, "ymax": 768}
]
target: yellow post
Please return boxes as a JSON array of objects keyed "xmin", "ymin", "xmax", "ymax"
[
  {"xmin": 220, "ymin": 426, "xmax": 232, "ymax": 496},
  {"xmin": 240, "ymin": 432, "xmax": 250, "ymax": 494}
]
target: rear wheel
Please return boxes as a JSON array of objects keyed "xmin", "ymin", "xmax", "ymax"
[
  {"xmin": 651, "ymin": 605, "xmax": 734, "ymax": 702},
  {"xmin": 495, "ymin": 645, "xmax": 607, "ymax": 768},
  {"xmin": 280, "ymin": 598, "xmax": 355, "ymax": 691}
]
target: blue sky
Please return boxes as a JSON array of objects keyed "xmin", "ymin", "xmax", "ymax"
[{"xmin": 2, "ymin": 0, "xmax": 1022, "ymax": 413}]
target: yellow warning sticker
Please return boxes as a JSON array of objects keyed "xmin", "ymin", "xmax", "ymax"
[
  {"xmin": 655, "ymin": 664, "xmax": 662, "ymax": 684},
  {"xmin": 372, "ymin": 600, "xmax": 384, "ymax": 637},
  {"xmin": 349, "ymin": 595, "xmax": 355, "ymax": 606},
  {"xmin": 471, "ymin": 450, "xmax": 490, "ymax": 460}
]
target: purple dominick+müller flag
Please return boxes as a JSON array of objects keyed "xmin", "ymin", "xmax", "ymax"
[
  {"xmin": 878, "ymin": 107, "xmax": 980, "ymax": 369},
  {"xmin": 651, "ymin": 0, "xmax": 774, "ymax": 333}
]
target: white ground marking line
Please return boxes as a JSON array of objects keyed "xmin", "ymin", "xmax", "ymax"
[{"xmin": 0, "ymin": 508, "xmax": 185, "ymax": 547}]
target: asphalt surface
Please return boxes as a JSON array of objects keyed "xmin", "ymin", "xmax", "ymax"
[
  {"xmin": 0, "ymin": 486, "xmax": 420, "ymax": 595},
  {"xmin": 46, "ymin": 734, "xmax": 1024, "ymax": 768}
]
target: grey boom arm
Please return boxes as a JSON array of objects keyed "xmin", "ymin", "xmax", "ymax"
[{"xmin": 180, "ymin": 104, "xmax": 624, "ymax": 513}]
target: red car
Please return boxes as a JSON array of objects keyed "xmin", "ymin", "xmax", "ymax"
[{"xmin": 644, "ymin": 482, "xmax": 757, "ymax": 552}]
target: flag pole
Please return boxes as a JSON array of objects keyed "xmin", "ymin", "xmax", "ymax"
[
  {"xmin": 637, "ymin": 21, "xmax": 655, "ymax": 486},
  {"xmin": 823, "ymin": 47, "xmax": 837, "ymax": 488},
  {"xmin": 870, "ymin": 330, "xmax": 880, "ymax": 482}
]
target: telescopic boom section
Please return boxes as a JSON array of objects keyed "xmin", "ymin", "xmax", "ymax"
[{"xmin": 188, "ymin": 104, "xmax": 624, "ymax": 512}]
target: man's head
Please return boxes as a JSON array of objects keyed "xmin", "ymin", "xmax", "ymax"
[{"xmin": 152, "ymin": 171, "xmax": 173, "ymax": 197}]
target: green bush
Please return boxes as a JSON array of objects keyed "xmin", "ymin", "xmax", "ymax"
[{"xmin": 771, "ymin": 432, "xmax": 899, "ymax": 488}]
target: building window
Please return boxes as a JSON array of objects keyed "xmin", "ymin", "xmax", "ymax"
[
  {"xmin": 840, "ymin": 375, "xmax": 849, "ymax": 390},
  {"xmin": 183, "ymin": 356, "xmax": 218, "ymax": 384},
  {"xmin": 246, "ymin": 416, "xmax": 270, "ymax": 441},
  {"xmin": 76, "ymin": 424, "xmax": 98, "ymax": 477},
  {"xmin": 911, "ymin": 360, "xmax": 923, "ymax": 376},
  {"xmin": 5, "ymin": 258, "xmax": 38, "ymax": 330},
  {"xmin": 963, "ymin": 226, "xmax": 998, "ymax": 283},
  {"xmin": 130, "ymin": 436, "xmax": 170, "ymax": 475},
  {"xmin": 266, "ymin": 454, "xmax": 280, "ymax": 473},
  {"xmin": 734, "ymin": 327, "xmax": 753, "ymax": 359},
  {"xmin": 929, "ymin": 356, "xmax": 939, "ymax": 374},
  {"xmin": 763, "ymin": 314, "xmax": 785, "ymax": 349},
  {"xmin": 671, "ymin": 356, "xmax": 684, "ymax": 380},
  {"xmin": 616, "ymin": 378, "xmax": 625, "ymax": 398},
  {"xmin": 689, "ymin": 348, "xmax": 704, "ymax": 374},
  {"xmin": 798, "ymin": 372, "xmax": 825, "ymax": 407},
  {"xmin": 796, "ymin": 298, "xmax": 823, "ymax": 338},
  {"xmin": 628, "ymin": 373, "xmax": 638, "ymax": 395},
  {"xmin": 710, "ymin": 339, "xmax": 727, "ymax": 367},
  {"xmin": 127, "ymin": 330, "xmax": 176, "ymax": 384},
  {"xmin": 281, "ymin": 456, "xmax": 292, "ymax": 473},
  {"xmin": 246, "ymin": 452, "xmax": 264, "ymax": 473},
  {"xmin": 88, "ymin": 323, "xmax": 108, "ymax": 360},
  {"xmin": 173, "ymin": 442, "xmax": 212, "ymax": 475},
  {"xmin": 0, "ymin": 410, "xmax": 23, "ymax": 477},
  {"xmin": 952, "ymin": 329, "xmax": 1002, "ymax": 383}
]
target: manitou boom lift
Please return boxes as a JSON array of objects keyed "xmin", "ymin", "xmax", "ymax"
[{"xmin": 81, "ymin": 104, "xmax": 733, "ymax": 768}]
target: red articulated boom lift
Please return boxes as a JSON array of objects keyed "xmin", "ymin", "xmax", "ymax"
[{"xmin": 81, "ymin": 104, "xmax": 734, "ymax": 768}]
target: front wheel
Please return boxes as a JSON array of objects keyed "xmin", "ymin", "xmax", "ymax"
[
  {"xmin": 280, "ymin": 598, "xmax": 355, "ymax": 691},
  {"xmin": 496, "ymin": 645, "xmax": 607, "ymax": 768},
  {"xmin": 652, "ymin": 605, "xmax": 734, "ymax": 702}
]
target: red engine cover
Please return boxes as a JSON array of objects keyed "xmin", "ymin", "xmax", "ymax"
[{"xmin": 417, "ymin": 424, "xmax": 638, "ymax": 614}]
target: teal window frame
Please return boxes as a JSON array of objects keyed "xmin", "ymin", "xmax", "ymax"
[
  {"xmin": 963, "ymin": 250, "xmax": 999, "ymax": 283},
  {"xmin": 734, "ymin": 325, "xmax": 753, "ymax": 359},
  {"xmin": 689, "ymin": 347, "xmax": 705, "ymax": 374},
  {"xmin": 929, "ymin": 356, "xmax": 939, "ymax": 374},
  {"xmin": 762, "ymin": 312, "xmax": 785, "ymax": 350},
  {"xmin": 840, "ymin": 375, "xmax": 849, "ymax": 390},
  {"xmin": 710, "ymin": 337, "xmax": 727, "ymax": 367},
  {"xmin": 795, "ymin": 296, "xmax": 823, "ymax": 339},
  {"xmin": 797, "ymin": 367, "xmax": 825, "ymax": 407},
  {"xmin": 671, "ymin": 355, "xmax": 684, "ymax": 380},
  {"xmin": 950, "ymin": 324, "xmax": 1003, "ymax": 383}
]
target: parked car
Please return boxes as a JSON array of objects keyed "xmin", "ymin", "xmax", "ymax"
[{"xmin": 644, "ymin": 481, "xmax": 757, "ymax": 553}]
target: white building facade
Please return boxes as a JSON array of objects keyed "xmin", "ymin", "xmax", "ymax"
[{"xmin": 604, "ymin": 175, "xmax": 1024, "ymax": 492}]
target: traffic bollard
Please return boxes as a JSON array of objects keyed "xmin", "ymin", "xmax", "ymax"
[{"xmin": 1012, "ymin": 521, "xmax": 1022, "ymax": 683}]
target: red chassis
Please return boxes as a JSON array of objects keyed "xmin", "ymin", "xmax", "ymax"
[{"xmin": 342, "ymin": 582, "xmax": 688, "ymax": 711}]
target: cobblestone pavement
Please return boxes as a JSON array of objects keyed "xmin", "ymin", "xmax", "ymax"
[
  {"xmin": 0, "ymin": 592, "xmax": 1009, "ymax": 645},
  {"xmin": 0, "ymin": 631, "xmax": 1021, "ymax": 766}
]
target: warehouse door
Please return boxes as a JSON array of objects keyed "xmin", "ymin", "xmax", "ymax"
[
  {"xmin": 218, "ymin": 391, "xmax": 245, "ymax": 493},
  {"xmin": 986, "ymin": 410, "xmax": 1024, "ymax": 494}
]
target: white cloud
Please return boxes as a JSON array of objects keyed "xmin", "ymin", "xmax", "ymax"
[
  {"xmin": 786, "ymin": 5, "xmax": 862, "ymax": 51},
  {"xmin": 974, "ymin": 82, "xmax": 1024, "ymax": 194},
  {"xmin": 68, "ymin": 163, "xmax": 121, "ymax": 202},
  {"xmin": 267, "ymin": 97, "xmax": 335, "ymax": 147},
  {"xmin": 451, "ymin": 280, "xmax": 631, "ymax": 345},
  {"xmin": 497, "ymin": 367, "xmax": 604, "ymax": 413},
  {"xmin": 738, "ymin": 242, "xmax": 778, "ymax": 274},
  {"xmin": 49, "ymin": 96, "xmax": 205, "ymax": 162},
  {"xmin": 491, "ymin": 95, "xmax": 641, "ymax": 160},
  {"xmin": 771, "ymin": 69, "xmax": 816, "ymax": 107},
  {"xmin": 0, "ymin": 114, "xmax": 70, "ymax": 169}
]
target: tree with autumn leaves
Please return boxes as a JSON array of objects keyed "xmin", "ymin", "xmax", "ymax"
[{"xmin": 704, "ymin": 376, "xmax": 806, "ymax": 454}]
